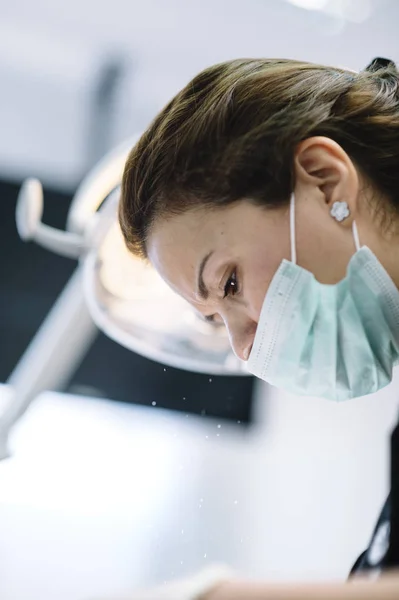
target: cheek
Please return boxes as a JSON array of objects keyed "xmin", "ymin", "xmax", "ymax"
[
  {"xmin": 244, "ymin": 261, "xmax": 278, "ymax": 320},
  {"xmin": 242, "ymin": 221, "xmax": 290, "ymax": 319},
  {"xmin": 246, "ymin": 222, "xmax": 291, "ymax": 316}
]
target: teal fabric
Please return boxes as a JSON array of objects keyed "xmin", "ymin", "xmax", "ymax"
[{"xmin": 247, "ymin": 246, "xmax": 399, "ymax": 401}]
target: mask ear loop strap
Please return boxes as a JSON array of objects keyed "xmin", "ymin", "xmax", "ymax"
[
  {"xmin": 290, "ymin": 193, "xmax": 297, "ymax": 264},
  {"xmin": 352, "ymin": 221, "xmax": 361, "ymax": 251}
]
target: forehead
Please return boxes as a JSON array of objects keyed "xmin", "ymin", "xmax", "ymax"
[
  {"xmin": 146, "ymin": 207, "xmax": 218, "ymax": 302},
  {"xmin": 146, "ymin": 201, "xmax": 276, "ymax": 301}
]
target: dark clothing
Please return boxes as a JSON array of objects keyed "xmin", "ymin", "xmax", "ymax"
[{"xmin": 350, "ymin": 420, "xmax": 399, "ymax": 577}]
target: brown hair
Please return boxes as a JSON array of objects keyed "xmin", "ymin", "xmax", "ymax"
[{"xmin": 119, "ymin": 57, "xmax": 399, "ymax": 258}]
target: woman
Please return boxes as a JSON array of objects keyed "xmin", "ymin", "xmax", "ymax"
[{"xmin": 117, "ymin": 57, "xmax": 399, "ymax": 599}]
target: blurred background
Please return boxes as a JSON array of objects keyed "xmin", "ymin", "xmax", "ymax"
[{"xmin": 0, "ymin": 0, "xmax": 399, "ymax": 598}]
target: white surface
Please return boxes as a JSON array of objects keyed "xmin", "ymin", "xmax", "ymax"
[
  {"xmin": 0, "ymin": 373, "xmax": 398, "ymax": 599},
  {"xmin": 0, "ymin": 0, "xmax": 398, "ymax": 189}
]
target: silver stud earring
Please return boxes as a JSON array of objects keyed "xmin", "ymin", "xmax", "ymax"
[{"xmin": 330, "ymin": 201, "xmax": 350, "ymax": 222}]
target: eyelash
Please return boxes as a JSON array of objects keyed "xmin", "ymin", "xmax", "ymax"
[
  {"xmin": 203, "ymin": 269, "xmax": 239, "ymax": 323},
  {"xmin": 223, "ymin": 269, "xmax": 239, "ymax": 298}
]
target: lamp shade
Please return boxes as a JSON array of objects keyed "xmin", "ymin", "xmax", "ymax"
[{"xmin": 82, "ymin": 191, "xmax": 249, "ymax": 376}]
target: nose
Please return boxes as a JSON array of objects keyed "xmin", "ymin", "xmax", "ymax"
[{"xmin": 224, "ymin": 318, "xmax": 257, "ymax": 362}]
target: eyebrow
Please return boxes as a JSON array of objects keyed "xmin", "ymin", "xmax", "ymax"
[{"xmin": 196, "ymin": 251, "xmax": 214, "ymax": 301}]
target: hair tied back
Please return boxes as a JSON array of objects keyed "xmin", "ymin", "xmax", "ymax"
[{"xmin": 364, "ymin": 56, "xmax": 398, "ymax": 73}]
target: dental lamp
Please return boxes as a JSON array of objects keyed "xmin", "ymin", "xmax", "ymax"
[{"xmin": 0, "ymin": 137, "xmax": 248, "ymax": 460}]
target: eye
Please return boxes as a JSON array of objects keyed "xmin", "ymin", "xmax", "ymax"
[
  {"xmin": 204, "ymin": 314, "xmax": 216, "ymax": 323},
  {"xmin": 223, "ymin": 269, "xmax": 239, "ymax": 298},
  {"xmin": 202, "ymin": 314, "xmax": 224, "ymax": 328}
]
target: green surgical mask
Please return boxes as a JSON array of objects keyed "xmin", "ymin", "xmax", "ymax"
[{"xmin": 247, "ymin": 194, "xmax": 399, "ymax": 401}]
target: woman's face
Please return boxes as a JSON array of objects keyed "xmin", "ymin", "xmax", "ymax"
[
  {"xmin": 147, "ymin": 138, "xmax": 399, "ymax": 361},
  {"xmin": 148, "ymin": 197, "xmax": 354, "ymax": 361}
]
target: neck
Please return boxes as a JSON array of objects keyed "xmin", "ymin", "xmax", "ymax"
[
  {"xmin": 369, "ymin": 227, "xmax": 399, "ymax": 290},
  {"xmin": 356, "ymin": 199, "xmax": 399, "ymax": 288}
]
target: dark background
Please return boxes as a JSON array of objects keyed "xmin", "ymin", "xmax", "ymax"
[{"xmin": 0, "ymin": 179, "xmax": 255, "ymax": 423}]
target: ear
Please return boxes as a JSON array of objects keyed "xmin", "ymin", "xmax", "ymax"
[{"xmin": 293, "ymin": 136, "xmax": 360, "ymax": 225}]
